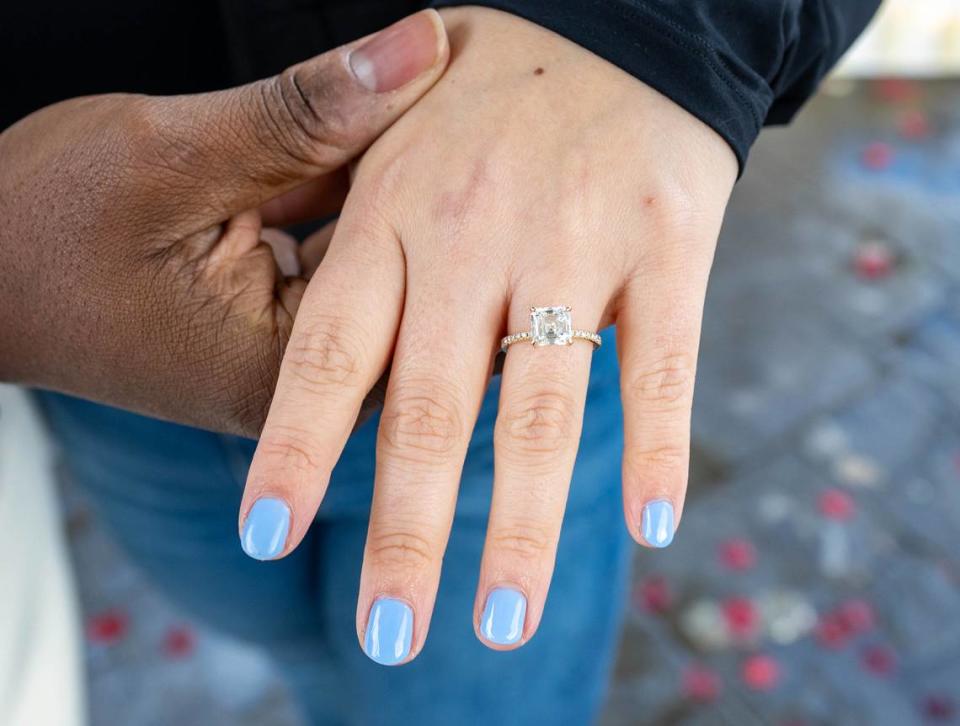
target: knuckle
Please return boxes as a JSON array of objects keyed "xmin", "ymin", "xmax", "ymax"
[
  {"xmin": 122, "ymin": 98, "xmax": 207, "ymax": 181},
  {"xmin": 626, "ymin": 443, "xmax": 688, "ymax": 475},
  {"xmin": 284, "ymin": 320, "xmax": 365, "ymax": 394},
  {"xmin": 625, "ymin": 353, "xmax": 695, "ymax": 411},
  {"xmin": 379, "ymin": 383, "xmax": 464, "ymax": 461},
  {"xmin": 642, "ymin": 181, "xmax": 704, "ymax": 233},
  {"xmin": 256, "ymin": 424, "xmax": 325, "ymax": 475},
  {"xmin": 265, "ymin": 67, "xmax": 354, "ymax": 166},
  {"xmin": 488, "ymin": 523, "xmax": 555, "ymax": 563},
  {"xmin": 118, "ymin": 97, "xmax": 159, "ymax": 148},
  {"xmin": 623, "ymin": 443, "xmax": 689, "ymax": 497},
  {"xmin": 496, "ymin": 389, "xmax": 578, "ymax": 457},
  {"xmin": 636, "ymin": 186, "xmax": 718, "ymax": 272},
  {"xmin": 222, "ymin": 340, "xmax": 284, "ymax": 438},
  {"xmin": 366, "ymin": 529, "xmax": 438, "ymax": 571}
]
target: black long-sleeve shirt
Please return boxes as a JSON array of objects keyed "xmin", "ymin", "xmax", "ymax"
[
  {"xmin": 1, "ymin": 0, "xmax": 879, "ymax": 170},
  {"xmin": 433, "ymin": 0, "xmax": 880, "ymax": 169}
]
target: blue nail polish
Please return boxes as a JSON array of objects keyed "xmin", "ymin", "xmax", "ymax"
[
  {"xmin": 241, "ymin": 498, "xmax": 290, "ymax": 560},
  {"xmin": 480, "ymin": 587, "xmax": 527, "ymax": 645},
  {"xmin": 364, "ymin": 599, "xmax": 413, "ymax": 666},
  {"xmin": 641, "ymin": 499, "xmax": 675, "ymax": 548}
]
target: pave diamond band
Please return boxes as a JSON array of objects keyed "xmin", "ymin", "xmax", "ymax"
[
  {"xmin": 500, "ymin": 306, "xmax": 602, "ymax": 353},
  {"xmin": 499, "ymin": 330, "xmax": 603, "ymax": 352}
]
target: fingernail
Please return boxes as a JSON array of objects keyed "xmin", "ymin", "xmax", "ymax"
[
  {"xmin": 348, "ymin": 10, "xmax": 443, "ymax": 93},
  {"xmin": 364, "ymin": 598, "xmax": 413, "ymax": 666},
  {"xmin": 241, "ymin": 498, "xmax": 291, "ymax": 560},
  {"xmin": 641, "ymin": 499, "xmax": 675, "ymax": 548},
  {"xmin": 480, "ymin": 587, "xmax": 527, "ymax": 646}
]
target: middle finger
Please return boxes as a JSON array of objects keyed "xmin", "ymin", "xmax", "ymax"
[{"xmin": 357, "ymin": 268, "xmax": 502, "ymax": 665}]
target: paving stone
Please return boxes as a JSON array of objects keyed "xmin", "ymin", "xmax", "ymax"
[
  {"xmin": 812, "ymin": 261, "xmax": 947, "ymax": 342},
  {"xmin": 617, "ymin": 441, "xmax": 955, "ymax": 723},
  {"xmin": 782, "ymin": 644, "xmax": 920, "ymax": 726},
  {"xmin": 640, "ymin": 457, "xmax": 901, "ymax": 620},
  {"xmin": 802, "ymin": 376, "xmax": 942, "ymax": 482},
  {"xmin": 694, "ymin": 322, "xmax": 876, "ymax": 462},
  {"xmin": 867, "ymin": 554, "xmax": 960, "ymax": 666},
  {"xmin": 861, "ymin": 430, "xmax": 960, "ymax": 559},
  {"xmin": 897, "ymin": 308, "xmax": 960, "ymax": 408},
  {"xmin": 901, "ymin": 661, "xmax": 960, "ymax": 725}
]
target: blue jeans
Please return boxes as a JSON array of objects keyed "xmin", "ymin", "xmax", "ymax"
[{"xmin": 37, "ymin": 329, "xmax": 630, "ymax": 726}]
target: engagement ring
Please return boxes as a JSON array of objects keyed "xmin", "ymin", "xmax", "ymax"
[{"xmin": 500, "ymin": 306, "xmax": 601, "ymax": 353}]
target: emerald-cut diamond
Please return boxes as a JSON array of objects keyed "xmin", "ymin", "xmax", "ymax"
[{"xmin": 530, "ymin": 306, "xmax": 573, "ymax": 346}]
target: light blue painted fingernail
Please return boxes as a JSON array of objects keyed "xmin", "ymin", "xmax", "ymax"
[
  {"xmin": 364, "ymin": 598, "xmax": 413, "ymax": 666},
  {"xmin": 480, "ymin": 587, "xmax": 527, "ymax": 645},
  {"xmin": 241, "ymin": 498, "xmax": 291, "ymax": 560},
  {"xmin": 641, "ymin": 499, "xmax": 675, "ymax": 548}
]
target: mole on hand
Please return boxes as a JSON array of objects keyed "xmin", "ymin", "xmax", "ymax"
[{"xmin": 534, "ymin": 67, "xmax": 545, "ymax": 76}]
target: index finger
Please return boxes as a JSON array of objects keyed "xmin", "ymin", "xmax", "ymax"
[{"xmin": 238, "ymin": 206, "xmax": 402, "ymax": 561}]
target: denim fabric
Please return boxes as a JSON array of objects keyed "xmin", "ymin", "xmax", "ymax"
[{"xmin": 36, "ymin": 328, "xmax": 631, "ymax": 726}]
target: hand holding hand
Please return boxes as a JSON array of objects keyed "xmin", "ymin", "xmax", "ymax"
[{"xmin": 0, "ymin": 10, "xmax": 449, "ymax": 435}]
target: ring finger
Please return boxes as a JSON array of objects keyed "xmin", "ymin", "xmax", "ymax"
[{"xmin": 477, "ymin": 285, "xmax": 608, "ymax": 649}]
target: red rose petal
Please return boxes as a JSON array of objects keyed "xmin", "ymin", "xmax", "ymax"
[
  {"xmin": 682, "ymin": 664, "xmax": 722, "ymax": 703},
  {"xmin": 922, "ymin": 694, "xmax": 956, "ymax": 721},
  {"xmin": 853, "ymin": 243, "xmax": 896, "ymax": 281},
  {"xmin": 719, "ymin": 538, "xmax": 757, "ymax": 572},
  {"xmin": 861, "ymin": 142, "xmax": 895, "ymax": 171},
  {"xmin": 861, "ymin": 644, "xmax": 896, "ymax": 676},
  {"xmin": 742, "ymin": 654, "xmax": 781, "ymax": 691},
  {"xmin": 815, "ymin": 614, "xmax": 850, "ymax": 650},
  {"xmin": 163, "ymin": 625, "xmax": 196, "ymax": 659},
  {"xmin": 87, "ymin": 609, "xmax": 129, "ymax": 646},
  {"xmin": 634, "ymin": 575, "xmax": 673, "ymax": 614},
  {"xmin": 722, "ymin": 597, "xmax": 759, "ymax": 639},
  {"xmin": 837, "ymin": 599, "xmax": 875, "ymax": 634},
  {"xmin": 897, "ymin": 110, "xmax": 931, "ymax": 140},
  {"xmin": 818, "ymin": 489, "xmax": 856, "ymax": 521}
]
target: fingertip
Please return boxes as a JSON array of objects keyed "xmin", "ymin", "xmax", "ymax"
[
  {"xmin": 347, "ymin": 9, "xmax": 450, "ymax": 94},
  {"xmin": 361, "ymin": 597, "xmax": 416, "ymax": 666},
  {"xmin": 239, "ymin": 497, "xmax": 292, "ymax": 561},
  {"xmin": 641, "ymin": 498, "xmax": 676, "ymax": 548},
  {"xmin": 425, "ymin": 9, "xmax": 451, "ymax": 71},
  {"xmin": 626, "ymin": 495, "xmax": 682, "ymax": 549},
  {"xmin": 476, "ymin": 586, "xmax": 529, "ymax": 651}
]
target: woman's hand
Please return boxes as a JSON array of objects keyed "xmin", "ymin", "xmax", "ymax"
[
  {"xmin": 244, "ymin": 7, "xmax": 737, "ymax": 663},
  {"xmin": 0, "ymin": 11, "xmax": 448, "ymax": 435}
]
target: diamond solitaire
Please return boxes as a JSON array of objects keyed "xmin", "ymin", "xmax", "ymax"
[
  {"xmin": 500, "ymin": 306, "xmax": 602, "ymax": 353},
  {"xmin": 531, "ymin": 306, "xmax": 573, "ymax": 346}
]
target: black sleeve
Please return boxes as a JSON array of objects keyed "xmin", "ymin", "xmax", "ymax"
[{"xmin": 429, "ymin": 0, "xmax": 880, "ymax": 171}]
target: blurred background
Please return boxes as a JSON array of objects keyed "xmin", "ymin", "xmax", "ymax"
[{"xmin": 2, "ymin": 1, "xmax": 960, "ymax": 724}]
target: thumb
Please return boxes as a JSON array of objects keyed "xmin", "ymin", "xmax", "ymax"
[{"xmin": 136, "ymin": 9, "xmax": 448, "ymax": 228}]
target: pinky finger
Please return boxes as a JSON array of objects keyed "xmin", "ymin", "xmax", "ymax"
[{"xmin": 617, "ymin": 271, "xmax": 708, "ymax": 549}]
